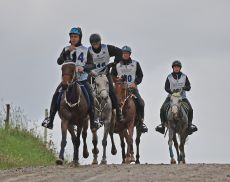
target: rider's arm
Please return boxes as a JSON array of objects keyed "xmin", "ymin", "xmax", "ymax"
[
  {"xmin": 111, "ymin": 66, "xmax": 119, "ymax": 82},
  {"xmin": 83, "ymin": 51, "xmax": 96, "ymax": 73},
  {"xmin": 183, "ymin": 76, "xmax": 191, "ymax": 91},
  {"xmin": 165, "ymin": 78, "xmax": 173, "ymax": 94},
  {"xmin": 57, "ymin": 48, "xmax": 71, "ymax": 65},
  {"xmin": 134, "ymin": 62, "xmax": 143, "ymax": 85},
  {"xmin": 107, "ymin": 45, "xmax": 122, "ymax": 64}
]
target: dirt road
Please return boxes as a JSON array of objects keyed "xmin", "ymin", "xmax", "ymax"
[{"xmin": 1, "ymin": 164, "xmax": 230, "ymax": 182}]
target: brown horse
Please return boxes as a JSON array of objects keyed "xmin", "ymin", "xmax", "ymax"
[
  {"xmin": 56, "ymin": 63, "xmax": 89, "ymax": 166},
  {"xmin": 114, "ymin": 81, "xmax": 142, "ymax": 164}
]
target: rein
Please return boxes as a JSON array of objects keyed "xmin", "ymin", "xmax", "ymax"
[{"xmin": 64, "ymin": 82, "xmax": 82, "ymax": 108}]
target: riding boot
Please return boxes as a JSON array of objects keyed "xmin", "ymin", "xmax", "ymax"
[
  {"xmin": 132, "ymin": 89, "xmax": 148, "ymax": 133},
  {"xmin": 107, "ymin": 74, "xmax": 124, "ymax": 123},
  {"xmin": 155, "ymin": 109, "xmax": 166, "ymax": 134},
  {"xmin": 83, "ymin": 81, "xmax": 102, "ymax": 131},
  {"xmin": 182, "ymin": 98, "xmax": 198, "ymax": 135},
  {"xmin": 42, "ymin": 83, "xmax": 66, "ymax": 130},
  {"xmin": 187, "ymin": 107, "xmax": 198, "ymax": 135},
  {"xmin": 155, "ymin": 97, "xmax": 170, "ymax": 134}
]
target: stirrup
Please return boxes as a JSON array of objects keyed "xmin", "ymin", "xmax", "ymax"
[
  {"xmin": 141, "ymin": 123, "xmax": 148, "ymax": 133},
  {"xmin": 42, "ymin": 117, "xmax": 53, "ymax": 130},
  {"xmin": 155, "ymin": 124, "xmax": 165, "ymax": 134},
  {"xmin": 187, "ymin": 124, "xmax": 198, "ymax": 135}
]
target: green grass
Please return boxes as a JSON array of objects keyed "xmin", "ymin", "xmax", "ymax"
[{"xmin": 0, "ymin": 127, "xmax": 56, "ymax": 169}]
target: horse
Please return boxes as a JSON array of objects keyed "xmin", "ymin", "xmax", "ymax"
[
  {"xmin": 56, "ymin": 63, "xmax": 90, "ymax": 166},
  {"xmin": 166, "ymin": 90, "xmax": 189, "ymax": 164},
  {"xmin": 114, "ymin": 81, "xmax": 142, "ymax": 164},
  {"xmin": 90, "ymin": 72, "xmax": 117, "ymax": 165}
]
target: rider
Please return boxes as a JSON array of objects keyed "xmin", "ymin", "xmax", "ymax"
[
  {"xmin": 155, "ymin": 60, "xmax": 198, "ymax": 135},
  {"xmin": 111, "ymin": 45, "xmax": 148, "ymax": 133},
  {"xmin": 88, "ymin": 33, "xmax": 124, "ymax": 123},
  {"xmin": 42, "ymin": 27, "xmax": 98, "ymax": 130}
]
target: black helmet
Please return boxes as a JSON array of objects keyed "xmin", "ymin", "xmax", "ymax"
[
  {"xmin": 89, "ymin": 33, "xmax": 101, "ymax": 44},
  {"xmin": 172, "ymin": 60, "xmax": 182, "ymax": 68}
]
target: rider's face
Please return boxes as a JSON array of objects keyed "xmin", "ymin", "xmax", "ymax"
[
  {"xmin": 70, "ymin": 34, "xmax": 80, "ymax": 45},
  {"xmin": 173, "ymin": 66, "xmax": 181, "ymax": 73},
  {"xmin": 92, "ymin": 42, "xmax": 101, "ymax": 49},
  {"xmin": 122, "ymin": 52, "xmax": 131, "ymax": 60}
]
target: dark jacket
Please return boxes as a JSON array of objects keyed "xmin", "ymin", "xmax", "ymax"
[
  {"xmin": 111, "ymin": 58, "xmax": 143, "ymax": 85},
  {"xmin": 91, "ymin": 44, "xmax": 122, "ymax": 64},
  {"xmin": 165, "ymin": 72, "xmax": 191, "ymax": 94}
]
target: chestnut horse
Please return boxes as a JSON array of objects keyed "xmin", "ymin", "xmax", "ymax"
[
  {"xmin": 114, "ymin": 81, "xmax": 142, "ymax": 164},
  {"xmin": 56, "ymin": 63, "xmax": 89, "ymax": 166}
]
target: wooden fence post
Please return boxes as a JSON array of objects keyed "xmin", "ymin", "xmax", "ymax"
[
  {"xmin": 44, "ymin": 109, "xmax": 48, "ymax": 144},
  {"xmin": 5, "ymin": 104, "xmax": 10, "ymax": 129}
]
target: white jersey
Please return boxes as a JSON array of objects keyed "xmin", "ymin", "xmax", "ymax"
[
  {"xmin": 167, "ymin": 73, "xmax": 187, "ymax": 98},
  {"xmin": 116, "ymin": 60, "xmax": 137, "ymax": 85},
  {"xmin": 88, "ymin": 44, "xmax": 110, "ymax": 73},
  {"xmin": 63, "ymin": 45, "xmax": 88, "ymax": 81}
]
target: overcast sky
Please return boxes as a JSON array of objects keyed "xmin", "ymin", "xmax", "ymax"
[{"xmin": 0, "ymin": 0, "xmax": 229, "ymax": 164}]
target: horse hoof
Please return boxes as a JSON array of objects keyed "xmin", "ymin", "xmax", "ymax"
[
  {"xmin": 170, "ymin": 158, "xmax": 177, "ymax": 164},
  {"xmin": 70, "ymin": 161, "xmax": 80, "ymax": 167},
  {"xmin": 125, "ymin": 158, "xmax": 131, "ymax": 164},
  {"xmin": 100, "ymin": 160, "xmax": 107, "ymax": 165},
  {"xmin": 135, "ymin": 160, "xmax": 140, "ymax": 164},
  {"xmin": 111, "ymin": 148, "xmax": 117, "ymax": 155},
  {"xmin": 131, "ymin": 156, "xmax": 135, "ymax": 163},
  {"xmin": 83, "ymin": 151, "xmax": 89, "ymax": 158},
  {"xmin": 179, "ymin": 160, "xmax": 186, "ymax": 164},
  {"xmin": 56, "ymin": 159, "xmax": 64, "ymax": 165},
  {"xmin": 92, "ymin": 160, "xmax": 98, "ymax": 165},
  {"xmin": 122, "ymin": 160, "xmax": 126, "ymax": 164}
]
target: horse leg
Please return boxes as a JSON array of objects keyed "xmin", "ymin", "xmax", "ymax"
[
  {"xmin": 101, "ymin": 123, "xmax": 109, "ymax": 165},
  {"xmin": 179, "ymin": 134, "xmax": 187, "ymax": 164},
  {"xmin": 67, "ymin": 124, "xmax": 80, "ymax": 166},
  {"xmin": 168, "ymin": 128, "xmax": 176, "ymax": 164},
  {"xmin": 82, "ymin": 118, "xmax": 89, "ymax": 159},
  {"xmin": 119, "ymin": 131, "xmax": 126, "ymax": 164},
  {"xmin": 110, "ymin": 110, "xmax": 117, "ymax": 155},
  {"xmin": 124, "ymin": 129, "xmax": 132, "ymax": 164},
  {"xmin": 129, "ymin": 123, "xmax": 135, "ymax": 163},
  {"xmin": 109, "ymin": 130, "xmax": 117, "ymax": 155},
  {"xmin": 56, "ymin": 119, "xmax": 68, "ymax": 165},
  {"xmin": 135, "ymin": 126, "xmax": 142, "ymax": 164},
  {"xmin": 91, "ymin": 129, "xmax": 99, "ymax": 165},
  {"xmin": 173, "ymin": 134, "xmax": 179, "ymax": 163}
]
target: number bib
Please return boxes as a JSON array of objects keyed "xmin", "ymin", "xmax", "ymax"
[
  {"xmin": 168, "ymin": 73, "xmax": 187, "ymax": 98},
  {"xmin": 116, "ymin": 60, "xmax": 137, "ymax": 85},
  {"xmin": 63, "ymin": 45, "xmax": 88, "ymax": 81},
  {"xmin": 89, "ymin": 44, "xmax": 110, "ymax": 73}
]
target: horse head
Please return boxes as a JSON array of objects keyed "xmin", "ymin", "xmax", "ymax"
[
  {"xmin": 170, "ymin": 91, "xmax": 183, "ymax": 120},
  {"xmin": 94, "ymin": 74, "xmax": 109, "ymax": 100},
  {"xmin": 61, "ymin": 63, "xmax": 76, "ymax": 85}
]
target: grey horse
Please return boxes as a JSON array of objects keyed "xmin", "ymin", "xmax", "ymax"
[
  {"xmin": 90, "ymin": 73, "xmax": 117, "ymax": 165},
  {"xmin": 166, "ymin": 90, "xmax": 189, "ymax": 164}
]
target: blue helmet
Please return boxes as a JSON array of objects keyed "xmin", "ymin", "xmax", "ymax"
[
  {"xmin": 69, "ymin": 27, "xmax": 82, "ymax": 36},
  {"xmin": 122, "ymin": 46, "xmax": 132, "ymax": 53}
]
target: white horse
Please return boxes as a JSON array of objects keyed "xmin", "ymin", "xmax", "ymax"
[
  {"xmin": 167, "ymin": 90, "xmax": 189, "ymax": 164},
  {"xmin": 90, "ymin": 73, "xmax": 117, "ymax": 165}
]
